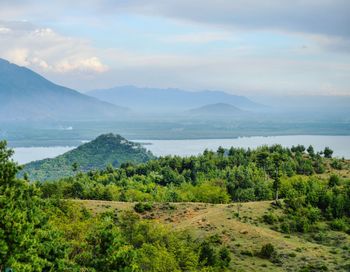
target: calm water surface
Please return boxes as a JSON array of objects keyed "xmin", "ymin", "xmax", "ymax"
[
  {"xmin": 13, "ymin": 146, "xmax": 75, "ymax": 164},
  {"xmin": 13, "ymin": 135, "xmax": 350, "ymax": 164}
]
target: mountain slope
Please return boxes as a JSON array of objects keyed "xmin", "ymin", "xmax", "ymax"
[
  {"xmin": 88, "ymin": 85, "xmax": 263, "ymax": 112},
  {"xmin": 21, "ymin": 133, "xmax": 155, "ymax": 181},
  {"xmin": 188, "ymin": 103, "xmax": 244, "ymax": 117},
  {"xmin": 0, "ymin": 58, "xmax": 128, "ymax": 121}
]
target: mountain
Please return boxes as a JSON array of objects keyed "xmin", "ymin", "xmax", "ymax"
[
  {"xmin": 188, "ymin": 103, "xmax": 244, "ymax": 117},
  {"xmin": 20, "ymin": 133, "xmax": 155, "ymax": 181},
  {"xmin": 0, "ymin": 58, "xmax": 128, "ymax": 121},
  {"xmin": 87, "ymin": 85, "xmax": 263, "ymax": 112}
]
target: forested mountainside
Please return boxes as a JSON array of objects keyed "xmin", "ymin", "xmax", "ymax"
[{"xmin": 21, "ymin": 134, "xmax": 155, "ymax": 181}]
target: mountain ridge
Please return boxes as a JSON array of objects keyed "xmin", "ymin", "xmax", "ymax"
[
  {"xmin": 0, "ymin": 58, "xmax": 128, "ymax": 121},
  {"xmin": 88, "ymin": 85, "xmax": 263, "ymax": 112}
]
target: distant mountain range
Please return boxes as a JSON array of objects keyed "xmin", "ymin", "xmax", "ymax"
[
  {"xmin": 187, "ymin": 103, "xmax": 244, "ymax": 117},
  {"xmin": 0, "ymin": 58, "xmax": 128, "ymax": 121},
  {"xmin": 21, "ymin": 133, "xmax": 155, "ymax": 181},
  {"xmin": 88, "ymin": 85, "xmax": 263, "ymax": 112}
]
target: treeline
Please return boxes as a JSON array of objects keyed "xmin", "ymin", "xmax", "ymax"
[{"xmin": 38, "ymin": 144, "xmax": 346, "ymax": 204}]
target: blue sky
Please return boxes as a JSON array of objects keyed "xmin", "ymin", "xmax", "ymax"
[{"xmin": 0, "ymin": 0, "xmax": 349, "ymax": 96}]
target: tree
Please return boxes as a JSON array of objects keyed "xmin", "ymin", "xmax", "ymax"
[
  {"xmin": 0, "ymin": 141, "xmax": 67, "ymax": 271},
  {"xmin": 269, "ymin": 153, "xmax": 286, "ymax": 203},
  {"xmin": 72, "ymin": 162, "xmax": 79, "ymax": 172},
  {"xmin": 307, "ymin": 145, "xmax": 315, "ymax": 157},
  {"xmin": 291, "ymin": 145, "xmax": 305, "ymax": 153},
  {"xmin": 256, "ymin": 151, "xmax": 269, "ymax": 180},
  {"xmin": 323, "ymin": 147, "xmax": 333, "ymax": 158},
  {"xmin": 217, "ymin": 146, "xmax": 225, "ymax": 157}
]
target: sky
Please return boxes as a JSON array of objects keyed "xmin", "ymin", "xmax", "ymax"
[{"xmin": 0, "ymin": 0, "xmax": 349, "ymax": 96}]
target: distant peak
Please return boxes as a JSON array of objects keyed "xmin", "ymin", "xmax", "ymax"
[{"xmin": 0, "ymin": 58, "xmax": 10, "ymax": 64}]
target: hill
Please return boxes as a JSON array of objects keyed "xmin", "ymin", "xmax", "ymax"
[
  {"xmin": 21, "ymin": 133, "xmax": 155, "ymax": 181},
  {"xmin": 187, "ymin": 103, "xmax": 245, "ymax": 117},
  {"xmin": 0, "ymin": 58, "xmax": 128, "ymax": 121},
  {"xmin": 75, "ymin": 200, "xmax": 350, "ymax": 272},
  {"xmin": 87, "ymin": 85, "xmax": 263, "ymax": 112}
]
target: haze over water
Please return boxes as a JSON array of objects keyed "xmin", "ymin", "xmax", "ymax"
[{"xmin": 13, "ymin": 135, "xmax": 350, "ymax": 164}]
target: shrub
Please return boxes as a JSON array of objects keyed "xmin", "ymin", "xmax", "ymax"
[
  {"xmin": 330, "ymin": 218, "xmax": 348, "ymax": 232},
  {"xmin": 262, "ymin": 213, "xmax": 278, "ymax": 225},
  {"xmin": 259, "ymin": 243, "xmax": 275, "ymax": 259},
  {"xmin": 328, "ymin": 174, "xmax": 340, "ymax": 187},
  {"xmin": 330, "ymin": 159, "xmax": 343, "ymax": 170},
  {"xmin": 218, "ymin": 247, "xmax": 231, "ymax": 268},
  {"xmin": 280, "ymin": 221, "xmax": 291, "ymax": 234},
  {"xmin": 134, "ymin": 202, "xmax": 153, "ymax": 213}
]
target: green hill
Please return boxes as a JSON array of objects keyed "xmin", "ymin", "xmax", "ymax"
[{"xmin": 21, "ymin": 134, "xmax": 155, "ymax": 181}]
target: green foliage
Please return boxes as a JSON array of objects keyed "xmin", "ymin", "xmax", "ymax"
[
  {"xmin": 0, "ymin": 141, "xmax": 69, "ymax": 271},
  {"xmin": 263, "ymin": 213, "xmax": 278, "ymax": 224},
  {"xmin": 134, "ymin": 202, "xmax": 153, "ymax": 213},
  {"xmin": 266, "ymin": 175, "xmax": 350, "ymax": 234},
  {"xmin": 323, "ymin": 147, "xmax": 333, "ymax": 158},
  {"xmin": 329, "ymin": 218, "xmax": 348, "ymax": 232},
  {"xmin": 307, "ymin": 145, "xmax": 315, "ymax": 157},
  {"xmin": 330, "ymin": 159, "xmax": 343, "ymax": 170},
  {"xmin": 37, "ymin": 144, "xmax": 334, "ymax": 206},
  {"xmin": 259, "ymin": 243, "xmax": 275, "ymax": 259},
  {"xmin": 328, "ymin": 174, "xmax": 340, "ymax": 187}
]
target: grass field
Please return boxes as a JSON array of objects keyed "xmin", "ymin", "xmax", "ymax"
[{"xmin": 74, "ymin": 199, "xmax": 350, "ymax": 271}]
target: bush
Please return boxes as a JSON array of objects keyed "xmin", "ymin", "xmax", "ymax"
[
  {"xmin": 330, "ymin": 159, "xmax": 343, "ymax": 170},
  {"xmin": 280, "ymin": 221, "xmax": 292, "ymax": 234},
  {"xmin": 259, "ymin": 243, "xmax": 275, "ymax": 259},
  {"xmin": 330, "ymin": 218, "xmax": 348, "ymax": 232},
  {"xmin": 328, "ymin": 174, "xmax": 340, "ymax": 187},
  {"xmin": 134, "ymin": 202, "xmax": 153, "ymax": 213},
  {"xmin": 262, "ymin": 213, "xmax": 278, "ymax": 225},
  {"xmin": 218, "ymin": 247, "xmax": 231, "ymax": 268}
]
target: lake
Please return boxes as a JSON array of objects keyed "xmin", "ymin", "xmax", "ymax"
[{"xmin": 13, "ymin": 135, "xmax": 350, "ymax": 164}]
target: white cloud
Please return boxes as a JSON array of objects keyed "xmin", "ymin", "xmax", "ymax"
[
  {"xmin": 0, "ymin": 22, "xmax": 109, "ymax": 74},
  {"xmin": 5, "ymin": 48, "xmax": 30, "ymax": 66},
  {"xmin": 0, "ymin": 27, "xmax": 11, "ymax": 34},
  {"xmin": 55, "ymin": 57, "xmax": 108, "ymax": 73}
]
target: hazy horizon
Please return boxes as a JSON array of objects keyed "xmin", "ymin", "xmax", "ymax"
[{"xmin": 1, "ymin": 1, "xmax": 349, "ymax": 96}]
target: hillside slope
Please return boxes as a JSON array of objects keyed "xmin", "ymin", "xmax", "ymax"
[
  {"xmin": 0, "ymin": 58, "xmax": 128, "ymax": 121},
  {"xmin": 21, "ymin": 134, "xmax": 155, "ymax": 181},
  {"xmin": 76, "ymin": 200, "xmax": 350, "ymax": 272}
]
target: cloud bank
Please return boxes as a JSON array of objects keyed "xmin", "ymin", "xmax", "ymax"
[{"xmin": 0, "ymin": 21, "xmax": 108, "ymax": 74}]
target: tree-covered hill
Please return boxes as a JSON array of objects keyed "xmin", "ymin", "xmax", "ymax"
[{"xmin": 21, "ymin": 134, "xmax": 155, "ymax": 181}]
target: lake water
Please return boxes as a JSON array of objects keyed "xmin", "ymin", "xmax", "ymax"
[
  {"xmin": 12, "ymin": 135, "xmax": 350, "ymax": 164},
  {"xmin": 13, "ymin": 146, "xmax": 75, "ymax": 164}
]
